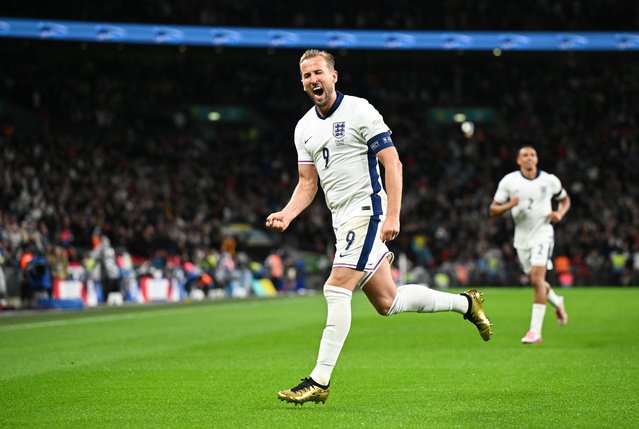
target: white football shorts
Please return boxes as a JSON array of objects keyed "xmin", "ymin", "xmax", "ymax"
[
  {"xmin": 516, "ymin": 238, "xmax": 555, "ymax": 274},
  {"xmin": 332, "ymin": 215, "xmax": 394, "ymax": 288}
]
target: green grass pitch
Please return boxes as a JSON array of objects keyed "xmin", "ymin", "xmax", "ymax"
[{"xmin": 1, "ymin": 288, "xmax": 638, "ymax": 428}]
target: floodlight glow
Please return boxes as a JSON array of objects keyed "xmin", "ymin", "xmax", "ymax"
[{"xmin": 453, "ymin": 113, "xmax": 466, "ymax": 123}]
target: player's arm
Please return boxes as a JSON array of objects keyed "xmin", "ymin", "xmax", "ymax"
[
  {"xmin": 549, "ymin": 192, "xmax": 571, "ymax": 223},
  {"xmin": 377, "ymin": 146, "xmax": 402, "ymax": 241},
  {"xmin": 489, "ymin": 197, "xmax": 520, "ymax": 217},
  {"xmin": 265, "ymin": 164, "xmax": 318, "ymax": 232}
]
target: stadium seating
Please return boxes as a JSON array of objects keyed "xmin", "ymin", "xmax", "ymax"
[{"xmin": 1, "ymin": 10, "xmax": 638, "ymax": 302}]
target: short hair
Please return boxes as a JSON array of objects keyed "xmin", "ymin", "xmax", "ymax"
[
  {"xmin": 299, "ymin": 49, "xmax": 335, "ymax": 71},
  {"xmin": 517, "ymin": 145, "xmax": 537, "ymax": 157}
]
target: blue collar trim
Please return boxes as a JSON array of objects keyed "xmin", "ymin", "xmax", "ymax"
[{"xmin": 519, "ymin": 169, "xmax": 541, "ymax": 180}]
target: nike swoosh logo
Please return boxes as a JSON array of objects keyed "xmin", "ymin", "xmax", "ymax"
[
  {"xmin": 339, "ymin": 253, "xmax": 348, "ymax": 257},
  {"xmin": 304, "ymin": 136, "xmax": 312, "ymax": 144}
]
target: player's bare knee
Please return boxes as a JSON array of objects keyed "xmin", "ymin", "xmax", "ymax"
[
  {"xmin": 376, "ymin": 297, "xmax": 394, "ymax": 316},
  {"xmin": 530, "ymin": 276, "xmax": 545, "ymax": 290}
]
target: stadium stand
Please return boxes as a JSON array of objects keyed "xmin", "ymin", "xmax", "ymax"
[
  {"xmin": 1, "ymin": 8, "xmax": 638, "ymax": 306},
  {"xmin": 2, "ymin": 0, "xmax": 638, "ymax": 30}
]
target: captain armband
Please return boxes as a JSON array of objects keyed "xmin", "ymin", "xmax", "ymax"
[{"xmin": 367, "ymin": 131, "xmax": 394, "ymax": 155}]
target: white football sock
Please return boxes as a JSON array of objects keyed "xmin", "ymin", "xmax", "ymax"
[
  {"xmin": 309, "ymin": 285, "xmax": 352, "ymax": 386},
  {"xmin": 546, "ymin": 287, "xmax": 562, "ymax": 309},
  {"xmin": 530, "ymin": 303, "xmax": 546, "ymax": 334},
  {"xmin": 386, "ymin": 284, "xmax": 469, "ymax": 316}
]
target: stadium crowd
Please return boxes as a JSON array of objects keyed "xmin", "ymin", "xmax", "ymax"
[
  {"xmin": 1, "ymin": 39, "xmax": 638, "ymax": 305},
  {"xmin": 3, "ymin": 0, "xmax": 638, "ymax": 30}
]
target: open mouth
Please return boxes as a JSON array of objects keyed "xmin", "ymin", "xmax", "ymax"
[{"xmin": 312, "ymin": 86, "xmax": 324, "ymax": 97}]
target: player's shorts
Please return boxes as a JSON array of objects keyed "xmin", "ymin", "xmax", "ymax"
[
  {"xmin": 516, "ymin": 238, "xmax": 555, "ymax": 274},
  {"xmin": 332, "ymin": 215, "xmax": 394, "ymax": 289}
]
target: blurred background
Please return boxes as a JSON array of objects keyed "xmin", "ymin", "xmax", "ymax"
[{"xmin": 1, "ymin": 1, "xmax": 638, "ymax": 309}]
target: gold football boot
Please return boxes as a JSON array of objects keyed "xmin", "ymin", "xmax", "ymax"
[
  {"xmin": 462, "ymin": 289, "xmax": 493, "ymax": 341},
  {"xmin": 277, "ymin": 378, "xmax": 330, "ymax": 405}
]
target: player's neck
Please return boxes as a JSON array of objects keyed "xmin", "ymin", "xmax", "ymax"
[
  {"xmin": 317, "ymin": 106, "xmax": 331, "ymax": 117},
  {"xmin": 520, "ymin": 168, "xmax": 538, "ymax": 180},
  {"xmin": 316, "ymin": 93, "xmax": 338, "ymax": 117}
]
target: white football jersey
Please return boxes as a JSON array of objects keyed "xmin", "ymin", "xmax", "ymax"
[
  {"xmin": 295, "ymin": 92, "xmax": 393, "ymax": 227},
  {"xmin": 493, "ymin": 170, "xmax": 567, "ymax": 249}
]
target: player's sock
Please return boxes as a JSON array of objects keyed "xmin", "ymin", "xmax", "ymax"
[
  {"xmin": 386, "ymin": 284, "xmax": 469, "ymax": 315},
  {"xmin": 546, "ymin": 287, "xmax": 562, "ymax": 308},
  {"xmin": 309, "ymin": 285, "xmax": 352, "ymax": 386},
  {"xmin": 530, "ymin": 303, "xmax": 546, "ymax": 334}
]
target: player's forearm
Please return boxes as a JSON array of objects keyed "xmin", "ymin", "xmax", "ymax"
[
  {"xmin": 384, "ymin": 157, "xmax": 403, "ymax": 220},
  {"xmin": 557, "ymin": 195, "xmax": 571, "ymax": 219},
  {"xmin": 282, "ymin": 180, "xmax": 317, "ymax": 220},
  {"xmin": 489, "ymin": 202, "xmax": 511, "ymax": 217}
]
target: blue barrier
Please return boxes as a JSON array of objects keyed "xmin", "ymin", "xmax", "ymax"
[
  {"xmin": 36, "ymin": 298, "xmax": 84, "ymax": 310},
  {"xmin": 1, "ymin": 18, "xmax": 638, "ymax": 51}
]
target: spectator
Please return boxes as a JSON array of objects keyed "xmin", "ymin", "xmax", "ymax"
[{"xmin": 0, "ymin": 39, "xmax": 637, "ymax": 292}]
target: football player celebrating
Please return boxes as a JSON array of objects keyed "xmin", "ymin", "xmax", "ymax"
[{"xmin": 267, "ymin": 49, "xmax": 493, "ymax": 405}]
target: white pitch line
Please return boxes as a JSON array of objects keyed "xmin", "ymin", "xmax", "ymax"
[{"xmin": 0, "ymin": 311, "xmax": 162, "ymax": 331}]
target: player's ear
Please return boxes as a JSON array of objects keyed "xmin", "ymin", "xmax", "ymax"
[{"xmin": 333, "ymin": 70, "xmax": 338, "ymax": 83}]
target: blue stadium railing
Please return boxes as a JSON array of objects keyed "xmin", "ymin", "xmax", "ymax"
[{"xmin": 1, "ymin": 17, "xmax": 638, "ymax": 51}]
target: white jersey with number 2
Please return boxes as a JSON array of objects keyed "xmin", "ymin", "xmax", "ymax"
[{"xmin": 493, "ymin": 170, "xmax": 567, "ymax": 249}]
